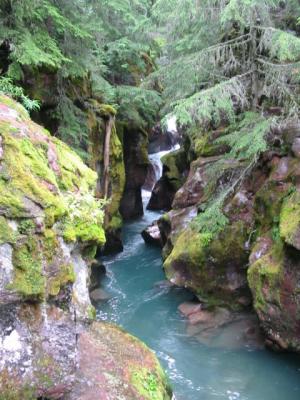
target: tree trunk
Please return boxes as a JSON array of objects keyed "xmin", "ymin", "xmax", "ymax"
[
  {"xmin": 103, "ymin": 115, "xmax": 114, "ymax": 198},
  {"xmin": 251, "ymin": 26, "xmax": 259, "ymax": 110}
]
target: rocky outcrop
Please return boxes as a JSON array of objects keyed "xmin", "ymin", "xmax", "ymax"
[
  {"xmin": 0, "ymin": 96, "xmax": 172, "ymax": 399},
  {"xmin": 142, "ymin": 221, "xmax": 163, "ymax": 247},
  {"xmin": 69, "ymin": 322, "xmax": 172, "ymax": 400},
  {"xmin": 157, "ymin": 121, "xmax": 300, "ymax": 353},
  {"xmin": 120, "ymin": 124, "xmax": 150, "ymax": 220},
  {"xmin": 148, "ymin": 123, "xmax": 179, "ymax": 154},
  {"xmin": 147, "ymin": 148, "xmax": 187, "ymax": 211},
  {"xmin": 247, "ymin": 156, "xmax": 300, "ymax": 352}
]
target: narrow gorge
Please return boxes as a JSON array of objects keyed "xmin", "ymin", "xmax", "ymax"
[{"xmin": 1, "ymin": 1, "xmax": 300, "ymax": 399}]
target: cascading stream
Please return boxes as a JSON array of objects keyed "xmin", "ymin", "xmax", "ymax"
[{"xmin": 96, "ymin": 148, "xmax": 300, "ymax": 400}]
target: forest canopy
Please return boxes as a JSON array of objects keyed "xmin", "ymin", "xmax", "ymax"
[{"xmin": 0, "ymin": 0, "xmax": 299, "ymax": 161}]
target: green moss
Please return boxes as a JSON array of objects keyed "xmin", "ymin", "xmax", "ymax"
[
  {"xmin": 53, "ymin": 137, "xmax": 97, "ymax": 192},
  {"xmin": 193, "ymin": 132, "xmax": 220, "ymax": 157},
  {"xmin": 0, "ymin": 95, "xmax": 107, "ymax": 303},
  {"xmin": 18, "ymin": 219, "xmax": 36, "ymax": 235},
  {"xmin": 280, "ymin": 191, "xmax": 300, "ymax": 248},
  {"xmin": 0, "ymin": 217, "xmax": 17, "ymax": 244},
  {"xmin": 106, "ymin": 124, "xmax": 126, "ymax": 222},
  {"xmin": 130, "ymin": 366, "xmax": 171, "ymax": 400},
  {"xmin": 0, "ymin": 126, "xmax": 66, "ymax": 220},
  {"xmin": 11, "ymin": 237, "xmax": 45, "ymax": 300},
  {"xmin": 83, "ymin": 244, "xmax": 98, "ymax": 260},
  {"xmin": 63, "ymin": 219, "xmax": 105, "ymax": 245},
  {"xmin": 107, "ymin": 213, "xmax": 122, "ymax": 231},
  {"xmin": 161, "ymin": 149, "xmax": 186, "ymax": 190},
  {"xmin": 164, "ymin": 221, "xmax": 248, "ymax": 306},
  {"xmin": 254, "ymin": 179, "xmax": 293, "ymax": 231},
  {"xmin": 42, "ymin": 229, "xmax": 58, "ymax": 261},
  {"xmin": 0, "ymin": 94, "xmax": 29, "ymax": 120},
  {"xmin": 0, "ymin": 373, "xmax": 35, "ymax": 400},
  {"xmin": 248, "ymin": 239, "xmax": 284, "ymax": 312},
  {"xmin": 48, "ymin": 263, "xmax": 75, "ymax": 297},
  {"xmin": 19, "ymin": 138, "xmax": 57, "ymax": 185},
  {"xmin": 87, "ymin": 304, "xmax": 96, "ymax": 320},
  {"xmin": 164, "ymin": 228, "xmax": 206, "ymax": 270},
  {"xmin": 98, "ymin": 104, "xmax": 117, "ymax": 117}
]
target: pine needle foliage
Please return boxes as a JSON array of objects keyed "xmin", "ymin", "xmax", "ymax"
[
  {"xmin": 150, "ymin": 0, "xmax": 300, "ymax": 128},
  {"xmin": 215, "ymin": 112, "xmax": 272, "ymax": 161},
  {"xmin": 0, "ymin": 0, "xmax": 161, "ymax": 157}
]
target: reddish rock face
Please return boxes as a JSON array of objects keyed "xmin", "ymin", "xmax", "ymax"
[
  {"xmin": 69, "ymin": 323, "xmax": 172, "ymax": 400},
  {"xmin": 182, "ymin": 306, "xmax": 264, "ymax": 350},
  {"xmin": 178, "ymin": 301, "xmax": 202, "ymax": 318},
  {"xmin": 172, "ymin": 156, "xmax": 220, "ymax": 209},
  {"xmin": 0, "ymin": 307, "xmax": 172, "ymax": 400},
  {"xmin": 249, "ymin": 241, "xmax": 300, "ymax": 353},
  {"xmin": 156, "ymin": 118, "xmax": 300, "ymax": 353}
]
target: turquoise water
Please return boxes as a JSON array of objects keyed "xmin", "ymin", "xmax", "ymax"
[{"xmin": 97, "ymin": 206, "xmax": 300, "ymax": 400}]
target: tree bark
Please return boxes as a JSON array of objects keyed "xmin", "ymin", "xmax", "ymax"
[{"xmin": 103, "ymin": 115, "xmax": 114, "ymax": 198}]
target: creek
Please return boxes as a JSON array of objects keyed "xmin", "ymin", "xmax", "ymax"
[{"xmin": 97, "ymin": 152, "xmax": 300, "ymax": 400}]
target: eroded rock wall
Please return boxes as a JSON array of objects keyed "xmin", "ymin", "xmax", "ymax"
[
  {"xmin": 0, "ymin": 96, "xmax": 172, "ymax": 399},
  {"xmin": 157, "ymin": 123, "xmax": 300, "ymax": 353}
]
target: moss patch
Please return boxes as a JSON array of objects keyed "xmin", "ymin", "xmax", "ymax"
[
  {"xmin": 11, "ymin": 237, "xmax": 45, "ymax": 300},
  {"xmin": 248, "ymin": 239, "xmax": 284, "ymax": 312},
  {"xmin": 130, "ymin": 367, "xmax": 170, "ymax": 400},
  {"xmin": 280, "ymin": 190, "xmax": 300, "ymax": 249},
  {"xmin": 48, "ymin": 263, "xmax": 75, "ymax": 297},
  {"xmin": 0, "ymin": 95, "xmax": 106, "ymax": 305},
  {"xmin": 0, "ymin": 217, "xmax": 17, "ymax": 244}
]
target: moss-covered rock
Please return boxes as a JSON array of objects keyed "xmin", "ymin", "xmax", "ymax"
[
  {"xmin": 70, "ymin": 322, "xmax": 172, "ymax": 400},
  {"xmin": 248, "ymin": 236, "xmax": 300, "ymax": 352},
  {"xmin": 88, "ymin": 101, "xmax": 125, "ymax": 253},
  {"xmin": 0, "ymin": 94, "xmax": 105, "ymax": 308},
  {"xmin": 279, "ymin": 190, "xmax": 300, "ymax": 249},
  {"xmin": 147, "ymin": 148, "xmax": 188, "ymax": 211},
  {"xmin": 120, "ymin": 123, "xmax": 150, "ymax": 220},
  {"xmin": 164, "ymin": 220, "xmax": 250, "ymax": 308}
]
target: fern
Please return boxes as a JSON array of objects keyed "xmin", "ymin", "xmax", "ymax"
[
  {"xmin": 168, "ymin": 76, "xmax": 248, "ymax": 128},
  {"xmin": 0, "ymin": 77, "xmax": 40, "ymax": 111},
  {"xmin": 115, "ymin": 85, "xmax": 162, "ymax": 128},
  {"xmin": 215, "ymin": 112, "xmax": 272, "ymax": 160},
  {"xmin": 191, "ymin": 192, "xmax": 229, "ymax": 239}
]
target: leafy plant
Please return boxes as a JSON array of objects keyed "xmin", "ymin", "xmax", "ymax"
[{"xmin": 0, "ymin": 77, "xmax": 40, "ymax": 111}]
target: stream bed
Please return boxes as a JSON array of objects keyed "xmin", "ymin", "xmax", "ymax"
[{"xmin": 97, "ymin": 204, "xmax": 300, "ymax": 400}]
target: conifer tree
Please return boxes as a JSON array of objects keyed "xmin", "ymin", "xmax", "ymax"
[{"xmin": 148, "ymin": 0, "xmax": 300, "ymax": 236}]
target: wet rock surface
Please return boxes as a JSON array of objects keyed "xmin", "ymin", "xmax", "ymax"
[
  {"xmin": 120, "ymin": 125, "xmax": 149, "ymax": 220},
  {"xmin": 147, "ymin": 149, "xmax": 188, "ymax": 211},
  {"xmin": 142, "ymin": 221, "xmax": 163, "ymax": 247},
  {"xmin": 179, "ymin": 302, "xmax": 264, "ymax": 350}
]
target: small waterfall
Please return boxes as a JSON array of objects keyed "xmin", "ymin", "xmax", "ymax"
[
  {"xmin": 143, "ymin": 116, "xmax": 179, "ymax": 204},
  {"xmin": 142, "ymin": 144, "xmax": 180, "ymax": 205},
  {"xmin": 149, "ymin": 149, "xmax": 174, "ymax": 182}
]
